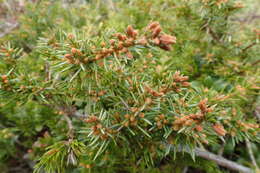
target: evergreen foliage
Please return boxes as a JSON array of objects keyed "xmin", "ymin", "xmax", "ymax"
[{"xmin": 0, "ymin": 0, "xmax": 259, "ymax": 172}]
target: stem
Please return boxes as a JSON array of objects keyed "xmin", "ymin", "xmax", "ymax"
[
  {"xmin": 242, "ymin": 42, "xmax": 256, "ymax": 53},
  {"xmin": 0, "ymin": 22, "xmax": 19, "ymax": 38},
  {"xmin": 207, "ymin": 27, "xmax": 221, "ymax": 43},
  {"xmin": 245, "ymin": 139, "xmax": 259, "ymax": 169},
  {"xmin": 217, "ymin": 143, "xmax": 225, "ymax": 156},
  {"xmin": 63, "ymin": 114, "xmax": 74, "ymax": 138},
  {"xmin": 194, "ymin": 148, "xmax": 252, "ymax": 173}
]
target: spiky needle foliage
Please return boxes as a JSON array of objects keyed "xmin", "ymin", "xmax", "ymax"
[{"xmin": 0, "ymin": 0, "xmax": 259, "ymax": 173}]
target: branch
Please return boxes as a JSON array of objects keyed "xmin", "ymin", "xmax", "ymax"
[
  {"xmin": 242, "ymin": 42, "xmax": 257, "ymax": 53},
  {"xmin": 207, "ymin": 27, "xmax": 221, "ymax": 43},
  {"xmin": 252, "ymin": 59, "xmax": 260, "ymax": 66},
  {"xmin": 194, "ymin": 148, "xmax": 252, "ymax": 173},
  {"xmin": 171, "ymin": 145, "xmax": 252, "ymax": 173},
  {"xmin": 0, "ymin": 22, "xmax": 19, "ymax": 38},
  {"xmin": 254, "ymin": 105, "xmax": 260, "ymax": 122},
  {"xmin": 245, "ymin": 139, "xmax": 259, "ymax": 169},
  {"xmin": 63, "ymin": 114, "xmax": 74, "ymax": 138}
]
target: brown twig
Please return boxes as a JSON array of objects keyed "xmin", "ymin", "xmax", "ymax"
[
  {"xmin": 194, "ymin": 148, "xmax": 252, "ymax": 173},
  {"xmin": 254, "ymin": 104, "xmax": 260, "ymax": 122},
  {"xmin": 0, "ymin": 22, "xmax": 19, "ymax": 38},
  {"xmin": 172, "ymin": 145, "xmax": 252, "ymax": 173},
  {"xmin": 63, "ymin": 114, "xmax": 74, "ymax": 138},
  {"xmin": 252, "ymin": 59, "xmax": 260, "ymax": 66},
  {"xmin": 245, "ymin": 138, "xmax": 259, "ymax": 169},
  {"xmin": 242, "ymin": 42, "xmax": 257, "ymax": 53},
  {"xmin": 207, "ymin": 27, "xmax": 221, "ymax": 43},
  {"xmin": 217, "ymin": 143, "xmax": 225, "ymax": 156},
  {"xmin": 44, "ymin": 62, "xmax": 51, "ymax": 81}
]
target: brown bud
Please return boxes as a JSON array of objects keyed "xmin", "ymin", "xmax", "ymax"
[
  {"xmin": 199, "ymin": 98, "xmax": 208, "ymax": 113},
  {"xmin": 172, "ymin": 124, "xmax": 180, "ymax": 131},
  {"xmin": 153, "ymin": 38, "xmax": 160, "ymax": 45},
  {"xmin": 130, "ymin": 116, "xmax": 135, "ymax": 122},
  {"xmin": 139, "ymin": 113, "xmax": 145, "ymax": 118},
  {"xmin": 184, "ymin": 119, "xmax": 193, "ymax": 126},
  {"xmin": 67, "ymin": 33, "xmax": 74, "ymax": 39},
  {"xmin": 100, "ymin": 134, "xmax": 108, "ymax": 140},
  {"xmin": 110, "ymin": 39, "xmax": 116, "ymax": 46},
  {"xmin": 159, "ymin": 44, "xmax": 171, "ymax": 51},
  {"xmin": 157, "ymin": 121, "xmax": 162, "ymax": 128},
  {"xmin": 148, "ymin": 21, "xmax": 160, "ymax": 30},
  {"xmin": 1, "ymin": 75, "xmax": 7, "ymax": 80},
  {"xmin": 163, "ymin": 119, "xmax": 168, "ymax": 124},
  {"xmin": 130, "ymin": 107, "xmax": 139, "ymax": 112},
  {"xmin": 115, "ymin": 33, "xmax": 127, "ymax": 41},
  {"xmin": 137, "ymin": 37, "xmax": 148, "ymax": 45},
  {"xmin": 159, "ymin": 114, "xmax": 165, "ymax": 120},
  {"xmin": 213, "ymin": 123, "xmax": 226, "ymax": 136},
  {"xmin": 126, "ymin": 51, "xmax": 133, "ymax": 59},
  {"xmin": 145, "ymin": 97, "xmax": 152, "ymax": 104},
  {"xmin": 182, "ymin": 82, "xmax": 190, "ymax": 87},
  {"xmin": 126, "ymin": 25, "xmax": 138, "ymax": 38},
  {"xmin": 152, "ymin": 26, "xmax": 162, "ymax": 38},
  {"xmin": 96, "ymin": 124, "xmax": 102, "ymax": 129},
  {"xmin": 124, "ymin": 121, "xmax": 129, "ymax": 127},
  {"xmin": 71, "ymin": 48, "xmax": 78, "ymax": 54},
  {"xmin": 124, "ymin": 114, "xmax": 130, "ymax": 119},
  {"xmin": 131, "ymin": 120, "xmax": 138, "ymax": 126},
  {"xmin": 64, "ymin": 54, "xmax": 72, "ymax": 59},
  {"xmin": 195, "ymin": 125, "xmax": 203, "ymax": 132},
  {"xmin": 153, "ymin": 91, "xmax": 164, "ymax": 97},
  {"xmin": 117, "ymin": 42, "xmax": 124, "ymax": 50},
  {"xmin": 97, "ymin": 90, "xmax": 106, "ymax": 96},
  {"xmin": 159, "ymin": 34, "xmax": 176, "ymax": 45},
  {"xmin": 27, "ymin": 149, "xmax": 33, "ymax": 153},
  {"xmin": 100, "ymin": 42, "xmax": 106, "ymax": 47}
]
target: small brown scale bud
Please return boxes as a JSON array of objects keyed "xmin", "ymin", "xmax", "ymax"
[
  {"xmin": 148, "ymin": 21, "xmax": 160, "ymax": 30},
  {"xmin": 85, "ymin": 116, "xmax": 99, "ymax": 123},
  {"xmin": 126, "ymin": 51, "xmax": 133, "ymax": 59},
  {"xmin": 109, "ymin": 39, "xmax": 116, "ymax": 46},
  {"xmin": 96, "ymin": 124, "xmax": 102, "ymax": 129},
  {"xmin": 159, "ymin": 114, "xmax": 165, "ymax": 120},
  {"xmin": 159, "ymin": 34, "xmax": 176, "ymax": 45},
  {"xmin": 130, "ymin": 107, "xmax": 139, "ymax": 113},
  {"xmin": 137, "ymin": 37, "xmax": 148, "ymax": 45},
  {"xmin": 1, "ymin": 75, "xmax": 8, "ymax": 80},
  {"xmin": 97, "ymin": 90, "xmax": 106, "ymax": 96},
  {"xmin": 157, "ymin": 121, "xmax": 163, "ymax": 129},
  {"xmin": 64, "ymin": 53, "xmax": 72, "ymax": 59},
  {"xmin": 139, "ymin": 113, "xmax": 145, "ymax": 118},
  {"xmin": 145, "ymin": 85, "xmax": 164, "ymax": 97},
  {"xmin": 152, "ymin": 26, "xmax": 162, "ymax": 38},
  {"xmin": 71, "ymin": 48, "xmax": 78, "ymax": 54},
  {"xmin": 195, "ymin": 125, "xmax": 203, "ymax": 132},
  {"xmin": 213, "ymin": 123, "xmax": 226, "ymax": 136},
  {"xmin": 100, "ymin": 42, "xmax": 106, "ymax": 47},
  {"xmin": 145, "ymin": 97, "xmax": 152, "ymax": 105},
  {"xmin": 124, "ymin": 121, "xmax": 129, "ymax": 127},
  {"xmin": 125, "ymin": 114, "xmax": 130, "ymax": 119},
  {"xmin": 67, "ymin": 33, "xmax": 74, "ymax": 39},
  {"xmin": 126, "ymin": 25, "xmax": 138, "ymax": 38},
  {"xmin": 130, "ymin": 116, "xmax": 135, "ymax": 122},
  {"xmin": 198, "ymin": 98, "xmax": 209, "ymax": 114}
]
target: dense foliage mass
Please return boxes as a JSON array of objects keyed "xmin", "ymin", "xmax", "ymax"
[{"xmin": 0, "ymin": 0, "xmax": 259, "ymax": 173}]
